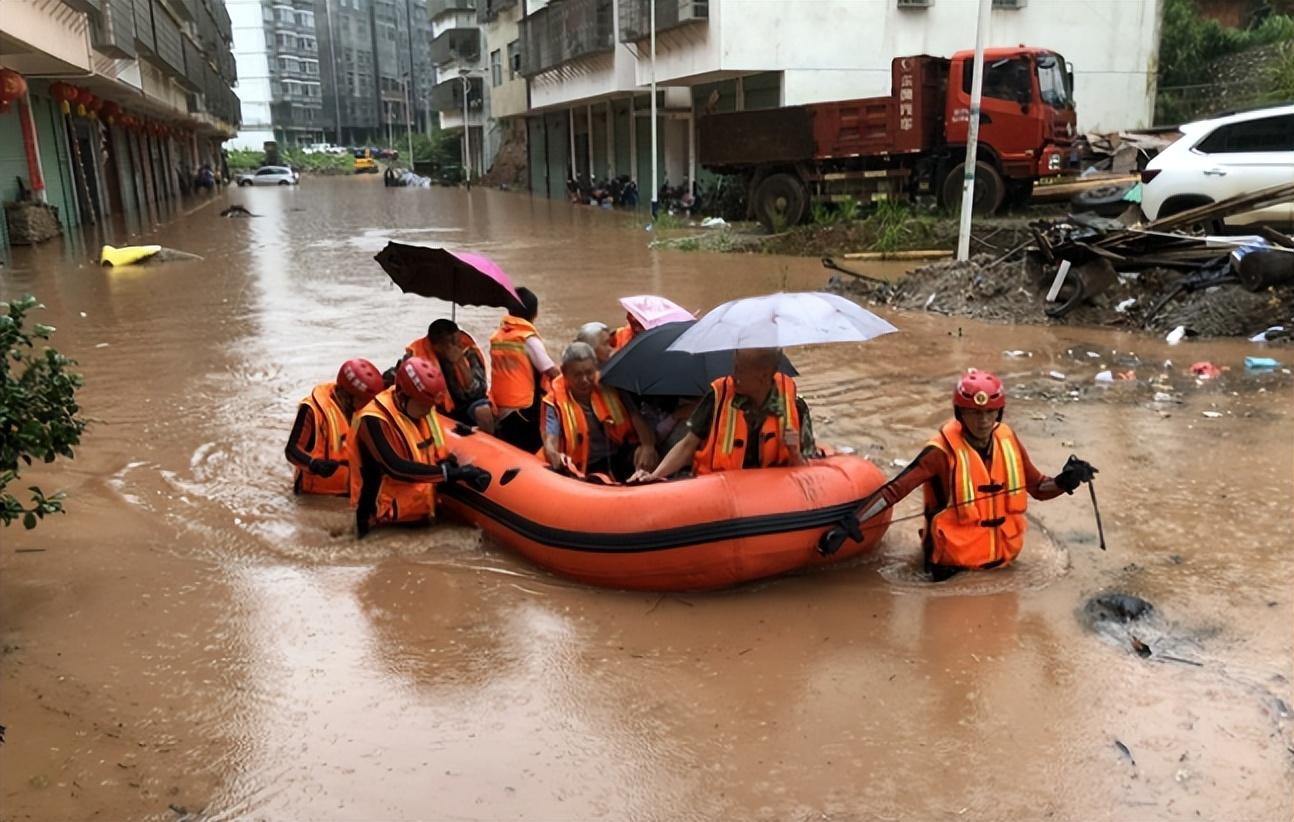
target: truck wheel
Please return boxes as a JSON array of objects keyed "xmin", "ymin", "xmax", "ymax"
[
  {"xmin": 940, "ymin": 161, "xmax": 1004, "ymax": 214},
  {"xmin": 754, "ymin": 174, "xmax": 808, "ymax": 232}
]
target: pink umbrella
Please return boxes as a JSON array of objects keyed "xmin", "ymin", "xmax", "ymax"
[
  {"xmin": 618, "ymin": 294, "xmax": 695, "ymax": 329},
  {"xmin": 374, "ymin": 243, "xmax": 524, "ymax": 316}
]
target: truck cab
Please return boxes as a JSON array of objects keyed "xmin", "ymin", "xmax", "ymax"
[{"xmin": 945, "ymin": 47, "xmax": 1078, "ymax": 189}]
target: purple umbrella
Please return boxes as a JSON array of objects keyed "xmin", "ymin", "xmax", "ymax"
[{"xmin": 374, "ymin": 242, "xmax": 524, "ymax": 315}]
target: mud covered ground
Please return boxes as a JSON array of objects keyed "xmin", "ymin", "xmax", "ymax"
[{"xmin": 830, "ymin": 253, "xmax": 1294, "ymax": 339}]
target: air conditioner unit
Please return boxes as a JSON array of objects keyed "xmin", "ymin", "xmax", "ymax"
[
  {"xmin": 678, "ymin": 1, "xmax": 709, "ymax": 22},
  {"xmin": 992, "ymin": 0, "xmax": 1026, "ymax": 8},
  {"xmin": 897, "ymin": 0, "xmax": 932, "ymax": 8}
]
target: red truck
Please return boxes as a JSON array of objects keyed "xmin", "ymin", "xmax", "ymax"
[{"xmin": 698, "ymin": 47, "xmax": 1078, "ymax": 229}]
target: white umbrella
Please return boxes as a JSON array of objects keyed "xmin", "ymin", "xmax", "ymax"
[{"xmin": 666, "ymin": 291, "xmax": 898, "ymax": 353}]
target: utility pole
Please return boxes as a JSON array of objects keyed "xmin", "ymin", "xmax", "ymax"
[
  {"xmin": 956, "ymin": 0, "xmax": 991, "ymax": 262},
  {"xmin": 649, "ymin": 0, "xmax": 657, "ymax": 218}
]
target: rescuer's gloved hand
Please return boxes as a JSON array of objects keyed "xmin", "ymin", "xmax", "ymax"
[
  {"xmin": 818, "ymin": 516, "xmax": 863, "ymax": 556},
  {"xmin": 309, "ymin": 458, "xmax": 341, "ymax": 478},
  {"xmin": 443, "ymin": 463, "xmax": 492, "ymax": 492},
  {"xmin": 1055, "ymin": 455, "xmax": 1097, "ymax": 494}
]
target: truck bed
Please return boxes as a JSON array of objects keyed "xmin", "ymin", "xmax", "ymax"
[{"xmin": 699, "ymin": 56, "xmax": 948, "ymax": 172}]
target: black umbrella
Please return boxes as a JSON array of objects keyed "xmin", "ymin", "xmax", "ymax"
[
  {"xmin": 373, "ymin": 243, "xmax": 524, "ymax": 316},
  {"xmin": 599, "ymin": 321, "xmax": 797, "ymax": 397}
]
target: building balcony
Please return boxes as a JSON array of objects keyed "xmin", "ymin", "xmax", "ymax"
[
  {"xmin": 430, "ymin": 0, "xmax": 475, "ymax": 19},
  {"xmin": 617, "ymin": 0, "xmax": 708, "ymax": 42},
  {"xmin": 430, "ymin": 27, "xmax": 480, "ymax": 66},
  {"xmin": 429, "ymin": 75, "xmax": 482, "ymax": 114},
  {"xmin": 477, "ymin": 0, "xmax": 516, "ymax": 22},
  {"xmin": 519, "ymin": 0, "xmax": 613, "ymax": 78}
]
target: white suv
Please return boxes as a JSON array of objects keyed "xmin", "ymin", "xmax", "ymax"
[
  {"xmin": 236, "ymin": 166, "xmax": 300, "ymax": 186},
  {"xmin": 1140, "ymin": 105, "xmax": 1294, "ymax": 226}
]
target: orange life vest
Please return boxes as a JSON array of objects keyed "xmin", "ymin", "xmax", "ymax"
[
  {"xmin": 694, "ymin": 373, "xmax": 800, "ymax": 475},
  {"xmin": 541, "ymin": 375, "xmax": 636, "ymax": 474},
  {"xmin": 489, "ymin": 316, "xmax": 541, "ymax": 409},
  {"xmin": 609, "ymin": 325, "xmax": 635, "ymax": 351},
  {"xmin": 294, "ymin": 383, "xmax": 352, "ymax": 496},
  {"xmin": 405, "ymin": 331, "xmax": 485, "ymax": 414},
  {"xmin": 348, "ymin": 387, "xmax": 449, "ymax": 526},
  {"xmin": 922, "ymin": 420, "xmax": 1029, "ymax": 569}
]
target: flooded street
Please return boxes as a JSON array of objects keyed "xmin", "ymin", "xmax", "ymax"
[{"xmin": 2, "ymin": 176, "xmax": 1291, "ymax": 820}]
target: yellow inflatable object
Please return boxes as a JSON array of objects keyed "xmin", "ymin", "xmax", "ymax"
[{"xmin": 100, "ymin": 244, "xmax": 162, "ymax": 267}]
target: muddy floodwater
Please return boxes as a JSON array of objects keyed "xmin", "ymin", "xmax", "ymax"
[{"xmin": 2, "ymin": 177, "xmax": 1291, "ymax": 821}]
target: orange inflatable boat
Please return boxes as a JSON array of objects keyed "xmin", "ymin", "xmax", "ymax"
[{"xmin": 436, "ymin": 430, "xmax": 892, "ymax": 591}]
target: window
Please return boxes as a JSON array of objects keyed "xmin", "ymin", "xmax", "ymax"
[
  {"xmin": 256, "ymin": 167, "xmax": 277, "ymax": 175},
  {"xmin": 507, "ymin": 40, "xmax": 520, "ymax": 79},
  {"xmin": 963, "ymin": 56, "xmax": 1032, "ymax": 104},
  {"xmin": 1195, "ymin": 115, "xmax": 1294, "ymax": 154},
  {"xmin": 491, "ymin": 49, "xmax": 502, "ymax": 87}
]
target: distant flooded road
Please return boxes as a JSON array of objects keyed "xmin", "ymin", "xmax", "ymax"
[{"xmin": 2, "ymin": 176, "xmax": 1290, "ymax": 820}]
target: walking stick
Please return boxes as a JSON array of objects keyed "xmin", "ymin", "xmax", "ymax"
[{"xmin": 1087, "ymin": 479, "xmax": 1107, "ymax": 551}]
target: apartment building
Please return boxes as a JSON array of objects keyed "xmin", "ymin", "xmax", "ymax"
[
  {"xmin": 427, "ymin": 0, "xmax": 487, "ymax": 173},
  {"xmin": 0, "ymin": 0, "xmax": 240, "ymax": 249},
  {"xmin": 519, "ymin": 0, "xmax": 1161, "ymax": 200},
  {"xmin": 479, "ymin": 0, "xmax": 526, "ymax": 172},
  {"xmin": 232, "ymin": 0, "xmax": 434, "ymax": 147}
]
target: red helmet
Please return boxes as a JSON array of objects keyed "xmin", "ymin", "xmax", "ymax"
[
  {"xmin": 395, "ymin": 356, "xmax": 447, "ymax": 405},
  {"xmin": 953, "ymin": 369, "xmax": 1006, "ymax": 410},
  {"xmin": 336, "ymin": 358, "xmax": 384, "ymax": 405}
]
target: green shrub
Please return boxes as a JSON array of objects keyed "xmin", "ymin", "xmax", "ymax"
[
  {"xmin": 1, "ymin": 296, "xmax": 86, "ymax": 530},
  {"xmin": 865, "ymin": 199, "xmax": 914, "ymax": 253},
  {"xmin": 811, "ymin": 202, "xmax": 840, "ymax": 227}
]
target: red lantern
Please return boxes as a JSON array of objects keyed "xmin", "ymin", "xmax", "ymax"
[
  {"xmin": 48, "ymin": 81, "xmax": 78, "ymax": 114},
  {"xmin": 0, "ymin": 69, "xmax": 28, "ymax": 106},
  {"xmin": 100, "ymin": 100, "xmax": 120, "ymax": 125}
]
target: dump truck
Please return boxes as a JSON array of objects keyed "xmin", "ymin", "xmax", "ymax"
[{"xmin": 698, "ymin": 47, "xmax": 1079, "ymax": 229}]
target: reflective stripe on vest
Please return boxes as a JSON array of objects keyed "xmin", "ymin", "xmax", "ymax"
[
  {"xmin": 296, "ymin": 383, "xmax": 350, "ymax": 495},
  {"xmin": 348, "ymin": 387, "xmax": 448, "ymax": 524},
  {"xmin": 489, "ymin": 316, "xmax": 539, "ymax": 409},
  {"xmin": 694, "ymin": 373, "xmax": 800, "ymax": 475},
  {"xmin": 542, "ymin": 375, "xmax": 635, "ymax": 473},
  {"xmin": 924, "ymin": 419, "xmax": 1029, "ymax": 568}
]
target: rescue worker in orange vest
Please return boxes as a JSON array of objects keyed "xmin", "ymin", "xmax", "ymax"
[
  {"xmin": 634, "ymin": 347, "xmax": 814, "ymax": 481},
  {"xmin": 541, "ymin": 342, "xmax": 658, "ymax": 482},
  {"xmin": 403, "ymin": 319, "xmax": 493, "ymax": 432},
  {"xmin": 285, "ymin": 358, "xmax": 384, "ymax": 495},
  {"xmin": 349, "ymin": 357, "xmax": 492, "ymax": 537},
  {"xmin": 489, "ymin": 287, "xmax": 559, "ymax": 453},
  {"xmin": 818, "ymin": 369, "xmax": 1097, "ymax": 581}
]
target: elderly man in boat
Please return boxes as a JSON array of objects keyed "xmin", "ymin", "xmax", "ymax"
[
  {"xmin": 634, "ymin": 347, "xmax": 814, "ymax": 480},
  {"xmin": 819, "ymin": 369, "xmax": 1097, "ymax": 581},
  {"xmin": 575, "ymin": 321, "xmax": 614, "ymax": 365},
  {"xmin": 349, "ymin": 357, "xmax": 491, "ymax": 537},
  {"xmin": 542, "ymin": 343, "xmax": 659, "ymax": 481}
]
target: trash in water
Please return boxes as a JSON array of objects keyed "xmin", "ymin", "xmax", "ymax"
[
  {"xmin": 1086, "ymin": 351, "xmax": 1101, "ymax": 359},
  {"xmin": 1166, "ymin": 326, "xmax": 1186, "ymax": 345},
  {"xmin": 1003, "ymin": 350, "xmax": 1031, "ymax": 358},
  {"xmin": 1115, "ymin": 740, "xmax": 1136, "ymax": 766},
  {"xmin": 1152, "ymin": 392, "xmax": 1176, "ymax": 403},
  {"xmin": 1115, "ymin": 298, "xmax": 1137, "ymax": 313},
  {"xmin": 1094, "ymin": 370, "xmax": 1114, "ymax": 383},
  {"xmin": 1130, "ymin": 636, "xmax": 1152, "ymax": 658},
  {"xmin": 1048, "ymin": 370, "xmax": 1067, "ymax": 381},
  {"xmin": 700, "ymin": 217, "xmax": 728, "ymax": 228},
  {"xmin": 1244, "ymin": 357, "xmax": 1280, "ymax": 370},
  {"xmin": 924, "ymin": 293, "xmax": 937, "ymax": 310},
  {"xmin": 1202, "ymin": 410, "xmax": 1223, "ymax": 418},
  {"xmin": 1190, "ymin": 361, "xmax": 1222, "ymax": 378},
  {"xmin": 1117, "ymin": 370, "xmax": 1137, "ymax": 380},
  {"xmin": 95, "ymin": 342, "xmax": 109, "ymax": 348}
]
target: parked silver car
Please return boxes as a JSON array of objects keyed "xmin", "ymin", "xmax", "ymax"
[{"xmin": 236, "ymin": 166, "xmax": 300, "ymax": 186}]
